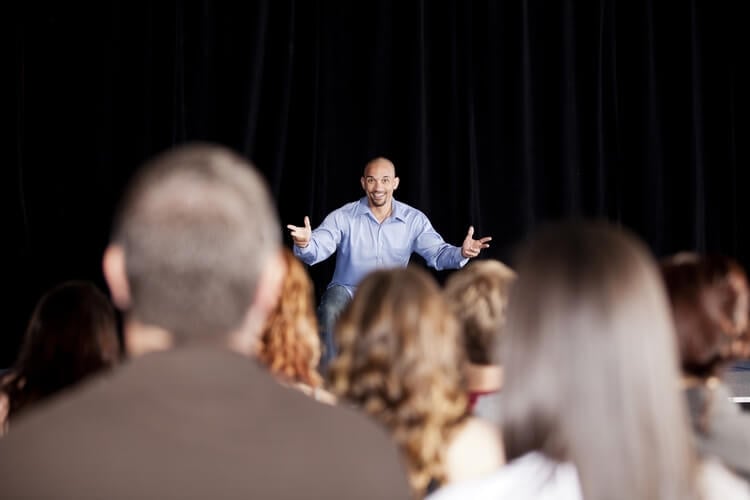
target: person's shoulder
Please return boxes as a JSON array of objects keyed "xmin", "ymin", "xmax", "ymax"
[
  {"xmin": 429, "ymin": 453, "xmax": 581, "ymax": 500},
  {"xmin": 276, "ymin": 390, "xmax": 411, "ymax": 497},
  {"xmin": 392, "ymin": 199, "xmax": 428, "ymax": 221},
  {"xmin": 324, "ymin": 199, "xmax": 366, "ymax": 220}
]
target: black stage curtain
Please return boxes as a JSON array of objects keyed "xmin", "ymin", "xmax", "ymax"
[{"xmin": 4, "ymin": 0, "xmax": 749, "ymax": 364}]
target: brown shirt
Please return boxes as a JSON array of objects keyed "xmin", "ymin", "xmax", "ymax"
[{"xmin": 0, "ymin": 347, "xmax": 410, "ymax": 499}]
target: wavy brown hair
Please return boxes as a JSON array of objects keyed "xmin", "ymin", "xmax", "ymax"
[
  {"xmin": 661, "ymin": 253, "xmax": 750, "ymax": 378},
  {"xmin": 444, "ymin": 260, "xmax": 516, "ymax": 365},
  {"xmin": 257, "ymin": 248, "xmax": 322, "ymax": 388},
  {"xmin": 328, "ymin": 267, "xmax": 468, "ymax": 496}
]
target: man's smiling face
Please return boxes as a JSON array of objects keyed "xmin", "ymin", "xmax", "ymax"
[{"xmin": 361, "ymin": 158, "xmax": 399, "ymax": 209}]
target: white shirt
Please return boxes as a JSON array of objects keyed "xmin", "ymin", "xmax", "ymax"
[
  {"xmin": 427, "ymin": 452, "xmax": 582, "ymax": 500},
  {"xmin": 427, "ymin": 452, "xmax": 750, "ymax": 500}
]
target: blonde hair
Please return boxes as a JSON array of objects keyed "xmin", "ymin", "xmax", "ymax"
[
  {"xmin": 257, "ymin": 248, "xmax": 322, "ymax": 388},
  {"xmin": 444, "ymin": 260, "xmax": 516, "ymax": 364},
  {"xmin": 329, "ymin": 267, "xmax": 468, "ymax": 496}
]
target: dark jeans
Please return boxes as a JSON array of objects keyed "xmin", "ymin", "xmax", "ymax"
[
  {"xmin": 730, "ymin": 361, "xmax": 750, "ymax": 371},
  {"xmin": 317, "ymin": 285, "xmax": 352, "ymax": 371}
]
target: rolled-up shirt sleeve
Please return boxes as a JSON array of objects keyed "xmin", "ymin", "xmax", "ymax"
[{"xmin": 293, "ymin": 212, "xmax": 342, "ymax": 266}]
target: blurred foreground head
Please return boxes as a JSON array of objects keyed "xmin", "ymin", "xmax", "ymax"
[
  {"xmin": 3, "ymin": 280, "xmax": 118, "ymax": 422},
  {"xmin": 502, "ymin": 221, "xmax": 698, "ymax": 500},
  {"xmin": 330, "ymin": 266, "xmax": 466, "ymax": 495},
  {"xmin": 103, "ymin": 143, "xmax": 283, "ymax": 352},
  {"xmin": 444, "ymin": 259, "xmax": 516, "ymax": 365},
  {"xmin": 661, "ymin": 253, "xmax": 750, "ymax": 378}
]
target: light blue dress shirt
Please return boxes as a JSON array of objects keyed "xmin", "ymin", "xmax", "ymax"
[{"xmin": 294, "ymin": 197, "xmax": 468, "ymax": 297}]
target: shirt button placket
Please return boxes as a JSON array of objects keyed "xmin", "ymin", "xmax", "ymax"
[{"xmin": 376, "ymin": 222, "xmax": 382, "ymax": 264}]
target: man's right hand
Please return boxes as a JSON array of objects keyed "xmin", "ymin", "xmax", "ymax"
[{"xmin": 286, "ymin": 216, "xmax": 312, "ymax": 248}]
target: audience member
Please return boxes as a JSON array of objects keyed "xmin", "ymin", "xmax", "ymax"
[
  {"xmin": 0, "ymin": 144, "xmax": 411, "ymax": 499},
  {"xmin": 443, "ymin": 259, "xmax": 515, "ymax": 421},
  {"xmin": 661, "ymin": 253, "xmax": 750, "ymax": 482},
  {"xmin": 429, "ymin": 221, "xmax": 749, "ymax": 500},
  {"xmin": 257, "ymin": 247, "xmax": 336, "ymax": 404},
  {"xmin": 329, "ymin": 266, "xmax": 504, "ymax": 498},
  {"xmin": 0, "ymin": 280, "xmax": 119, "ymax": 435}
]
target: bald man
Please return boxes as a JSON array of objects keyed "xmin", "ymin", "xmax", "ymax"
[{"xmin": 288, "ymin": 157, "xmax": 491, "ymax": 368}]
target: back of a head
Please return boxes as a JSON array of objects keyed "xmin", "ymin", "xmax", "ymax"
[
  {"xmin": 501, "ymin": 221, "xmax": 698, "ymax": 500},
  {"xmin": 111, "ymin": 143, "xmax": 280, "ymax": 341},
  {"xmin": 329, "ymin": 266, "xmax": 467, "ymax": 495},
  {"xmin": 6, "ymin": 281, "xmax": 118, "ymax": 418},
  {"xmin": 257, "ymin": 248, "xmax": 322, "ymax": 388},
  {"xmin": 444, "ymin": 260, "xmax": 516, "ymax": 365},
  {"xmin": 660, "ymin": 253, "xmax": 750, "ymax": 379}
]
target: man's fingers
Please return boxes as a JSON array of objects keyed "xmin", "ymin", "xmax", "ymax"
[
  {"xmin": 479, "ymin": 236, "xmax": 492, "ymax": 244},
  {"xmin": 304, "ymin": 216, "xmax": 311, "ymax": 230},
  {"xmin": 466, "ymin": 225, "xmax": 475, "ymax": 239},
  {"xmin": 286, "ymin": 224, "xmax": 298, "ymax": 231}
]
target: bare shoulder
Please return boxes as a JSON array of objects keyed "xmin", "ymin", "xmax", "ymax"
[{"xmin": 444, "ymin": 416, "xmax": 505, "ymax": 484}]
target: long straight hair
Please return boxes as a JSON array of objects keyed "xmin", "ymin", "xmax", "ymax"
[{"xmin": 501, "ymin": 221, "xmax": 699, "ymax": 500}]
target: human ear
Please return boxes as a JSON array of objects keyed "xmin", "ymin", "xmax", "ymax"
[{"xmin": 103, "ymin": 244, "xmax": 131, "ymax": 310}]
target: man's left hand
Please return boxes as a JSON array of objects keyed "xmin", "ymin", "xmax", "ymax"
[{"xmin": 461, "ymin": 226, "xmax": 492, "ymax": 259}]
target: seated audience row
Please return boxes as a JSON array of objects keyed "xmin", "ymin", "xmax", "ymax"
[
  {"xmin": 2, "ymin": 142, "xmax": 749, "ymax": 499},
  {"xmin": 427, "ymin": 222, "xmax": 749, "ymax": 499},
  {"xmin": 0, "ymin": 144, "xmax": 412, "ymax": 499}
]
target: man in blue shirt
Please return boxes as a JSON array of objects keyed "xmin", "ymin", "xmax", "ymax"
[{"xmin": 287, "ymin": 157, "xmax": 491, "ymax": 368}]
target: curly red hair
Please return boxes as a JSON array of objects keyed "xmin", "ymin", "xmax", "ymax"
[{"xmin": 257, "ymin": 248, "xmax": 322, "ymax": 388}]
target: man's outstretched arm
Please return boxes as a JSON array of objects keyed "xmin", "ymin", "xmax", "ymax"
[{"xmin": 414, "ymin": 220, "xmax": 491, "ymax": 270}]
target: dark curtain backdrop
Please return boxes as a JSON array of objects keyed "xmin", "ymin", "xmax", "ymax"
[{"xmin": 4, "ymin": 0, "xmax": 748, "ymax": 364}]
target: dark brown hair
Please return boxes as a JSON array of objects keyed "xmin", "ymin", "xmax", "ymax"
[
  {"xmin": 501, "ymin": 221, "xmax": 698, "ymax": 500},
  {"xmin": 443, "ymin": 260, "xmax": 516, "ymax": 365},
  {"xmin": 660, "ymin": 253, "xmax": 750, "ymax": 378},
  {"xmin": 328, "ymin": 267, "xmax": 467, "ymax": 496},
  {"xmin": 111, "ymin": 144, "xmax": 280, "ymax": 341},
  {"xmin": 3, "ymin": 281, "xmax": 119, "ymax": 419},
  {"xmin": 257, "ymin": 248, "xmax": 322, "ymax": 388}
]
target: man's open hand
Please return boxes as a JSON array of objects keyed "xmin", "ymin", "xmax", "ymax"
[
  {"xmin": 287, "ymin": 216, "xmax": 312, "ymax": 248},
  {"xmin": 461, "ymin": 226, "xmax": 492, "ymax": 259}
]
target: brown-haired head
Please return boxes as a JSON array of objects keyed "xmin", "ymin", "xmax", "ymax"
[
  {"xmin": 444, "ymin": 260, "xmax": 516, "ymax": 365},
  {"xmin": 328, "ymin": 267, "xmax": 467, "ymax": 496},
  {"xmin": 108, "ymin": 143, "xmax": 281, "ymax": 342},
  {"xmin": 502, "ymin": 221, "xmax": 698, "ymax": 500},
  {"xmin": 660, "ymin": 253, "xmax": 750, "ymax": 378},
  {"xmin": 4, "ymin": 281, "xmax": 119, "ymax": 419},
  {"xmin": 257, "ymin": 248, "xmax": 322, "ymax": 388}
]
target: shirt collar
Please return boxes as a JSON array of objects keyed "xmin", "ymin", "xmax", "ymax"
[{"xmin": 357, "ymin": 197, "xmax": 406, "ymax": 223}]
